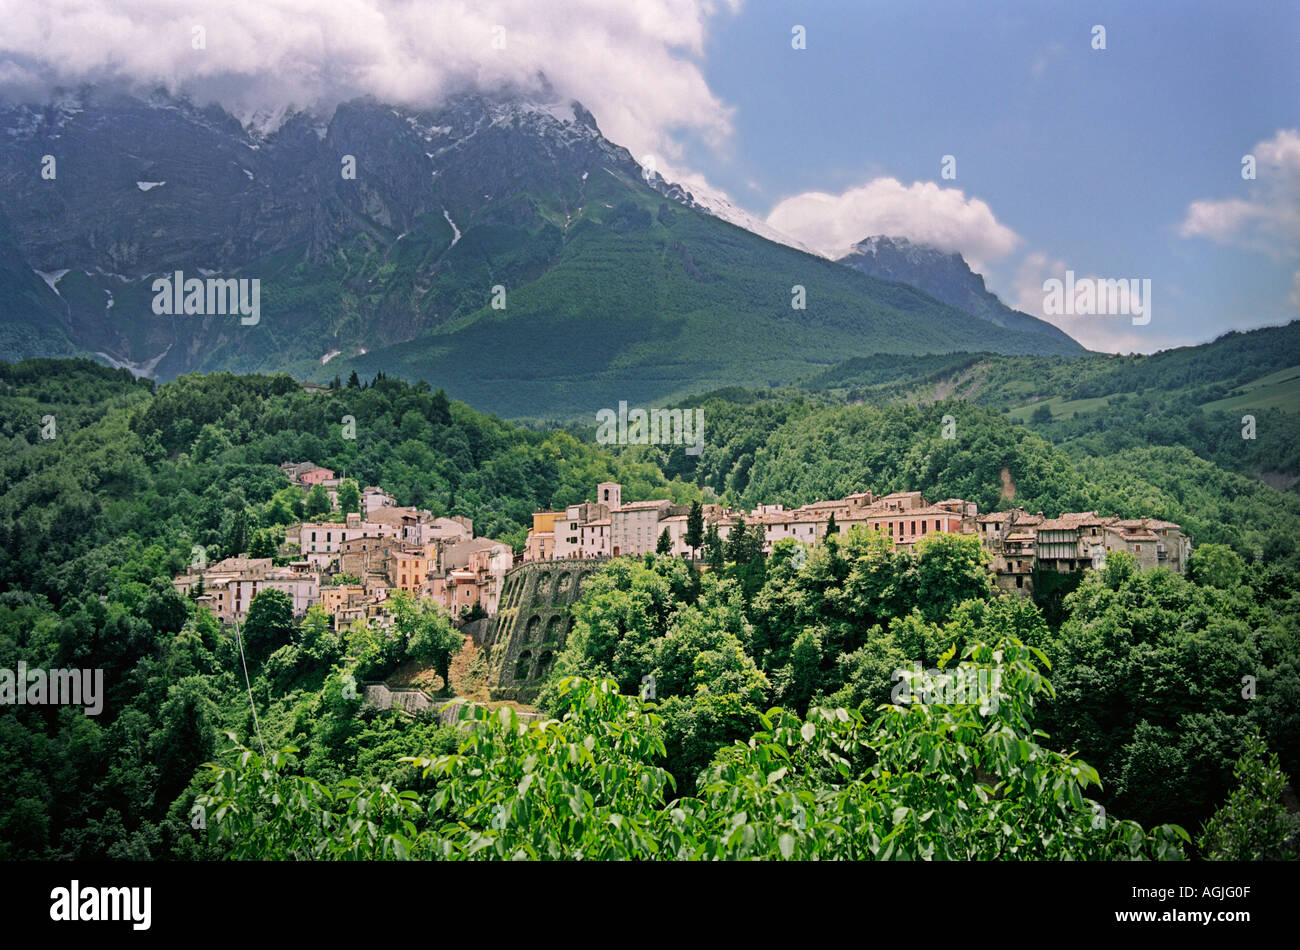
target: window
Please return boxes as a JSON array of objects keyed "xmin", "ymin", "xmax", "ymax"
[
  {"xmin": 921, "ymin": 521, "xmax": 927, "ymax": 534},
  {"xmin": 910, "ymin": 521, "xmax": 916, "ymax": 535}
]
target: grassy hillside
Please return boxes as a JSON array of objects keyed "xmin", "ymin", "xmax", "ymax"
[
  {"xmin": 323, "ymin": 167, "xmax": 1082, "ymax": 417},
  {"xmin": 796, "ymin": 321, "xmax": 1300, "ymax": 488}
]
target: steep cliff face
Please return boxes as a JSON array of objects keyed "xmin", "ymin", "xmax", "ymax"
[{"xmin": 0, "ymin": 86, "xmax": 650, "ymax": 375}]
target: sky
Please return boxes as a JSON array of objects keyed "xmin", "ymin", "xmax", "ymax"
[{"xmin": 1, "ymin": 0, "xmax": 1296, "ymax": 353}]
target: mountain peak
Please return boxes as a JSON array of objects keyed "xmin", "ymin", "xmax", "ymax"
[{"xmin": 839, "ymin": 235, "xmax": 1082, "ymax": 350}]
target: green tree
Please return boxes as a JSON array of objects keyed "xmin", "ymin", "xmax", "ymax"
[
  {"xmin": 685, "ymin": 501, "xmax": 704, "ymax": 564},
  {"xmin": 142, "ymin": 575, "xmax": 190, "ymax": 636},
  {"xmin": 149, "ymin": 676, "xmax": 217, "ymax": 806},
  {"xmin": 241, "ymin": 588, "xmax": 296, "ymax": 666},
  {"xmin": 703, "ymin": 524, "xmax": 725, "ymax": 571},
  {"xmin": 1198, "ymin": 733, "xmax": 1299, "ymax": 860},
  {"xmin": 304, "ymin": 484, "xmax": 331, "ymax": 518},
  {"xmin": 538, "ymin": 558, "xmax": 685, "ymax": 705},
  {"xmin": 392, "ymin": 592, "xmax": 463, "ymax": 693},
  {"xmin": 199, "ymin": 641, "xmax": 1190, "ymax": 861},
  {"xmin": 1190, "ymin": 543, "xmax": 1245, "ymax": 590},
  {"xmin": 724, "ymin": 518, "xmax": 747, "ymax": 564},
  {"xmin": 224, "ymin": 508, "xmax": 249, "ymax": 557},
  {"xmin": 909, "ymin": 532, "xmax": 993, "ymax": 624},
  {"xmin": 784, "ymin": 628, "xmax": 823, "ymax": 712},
  {"xmin": 337, "ymin": 479, "xmax": 361, "ymax": 515},
  {"xmin": 1042, "ymin": 557, "xmax": 1265, "ymax": 831},
  {"xmin": 248, "ymin": 526, "xmax": 280, "ymax": 560},
  {"xmin": 656, "ymin": 528, "xmax": 673, "ymax": 556}
]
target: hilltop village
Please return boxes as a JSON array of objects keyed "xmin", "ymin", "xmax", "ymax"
[
  {"xmin": 525, "ymin": 481, "xmax": 1191, "ymax": 596},
  {"xmin": 171, "ymin": 462, "xmax": 514, "ymax": 628},
  {"xmin": 172, "ymin": 465, "xmax": 1191, "ymax": 629}
]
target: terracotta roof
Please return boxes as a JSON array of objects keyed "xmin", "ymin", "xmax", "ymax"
[
  {"xmin": 853, "ymin": 505, "xmax": 961, "ymax": 520},
  {"xmin": 747, "ymin": 511, "xmax": 795, "ymax": 525},
  {"xmin": 1111, "ymin": 518, "xmax": 1181, "ymax": 531},
  {"xmin": 448, "ymin": 537, "xmax": 508, "ymax": 553},
  {"xmin": 977, "ymin": 511, "xmax": 1016, "ymax": 523},
  {"xmin": 1039, "ymin": 512, "xmax": 1111, "ymax": 530},
  {"xmin": 365, "ymin": 506, "xmax": 422, "ymax": 524}
]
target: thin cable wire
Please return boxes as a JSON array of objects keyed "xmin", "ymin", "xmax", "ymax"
[{"xmin": 232, "ymin": 618, "xmax": 267, "ymax": 759}]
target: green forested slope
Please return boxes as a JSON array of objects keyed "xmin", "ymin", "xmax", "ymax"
[{"xmin": 2, "ymin": 359, "xmax": 1295, "ymax": 861}]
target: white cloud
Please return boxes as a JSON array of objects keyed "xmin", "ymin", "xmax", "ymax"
[
  {"xmin": 764, "ymin": 177, "xmax": 1020, "ymax": 270},
  {"xmin": 1009, "ymin": 251, "xmax": 1068, "ymax": 320},
  {"xmin": 1179, "ymin": 128, "xmax": 1300, "ymax": 260},
  {"xmin": 1007, "ymin": 251, "xmax": 1172, "ymax": 353},
  {"xmin": 0, "ymin": 0, "xmax": 742, "ymax": 171}
]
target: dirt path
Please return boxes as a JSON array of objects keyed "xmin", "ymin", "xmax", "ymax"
[
  {"xmin": 448, "ymin": 634, "xmax": 490, "ymax": 702},
  {"xmin": 388, "ymin": 634, "xmax": 538, "ymax": 714}
]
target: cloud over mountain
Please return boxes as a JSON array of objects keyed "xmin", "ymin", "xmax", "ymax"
[
  {"xmin": 0, "ymin": 0, "xmax": 740, "ymax": 173},
  {"xmin": 764, "ymin": 177, "xmax": 1020, "ymax": 271}
]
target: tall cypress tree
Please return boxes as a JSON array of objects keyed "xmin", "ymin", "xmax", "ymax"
[
  {"xmin": 725, "ymin": 517, "xmax": 747, "ymax": 563},
  {"xmin": 685, "ymin": 500, "xmax": 704, "ymax": 564},
  {"xmin": 703, "ymin": 524, "xmax": 725, "ymax": 571}
]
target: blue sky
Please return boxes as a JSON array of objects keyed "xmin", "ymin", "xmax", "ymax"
[{"xmin": 674, "ymin": 0, "xmax": 1300, "ymax": 352}]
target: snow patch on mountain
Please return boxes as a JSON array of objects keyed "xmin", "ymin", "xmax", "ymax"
[
  {"xmin": 35, "ymin": 268, "xmax": 70, "ymax": 293},
  {"xmin": 95, "ymin": 345, "xmax": 172, "ymax": 379},
  {"xmin": 661, "ymin": 176, "xmax": 822, "ymax": 257},
  {"xmin": 231, "ymin": 103, "xmax": 292, "ymax": 140}
]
